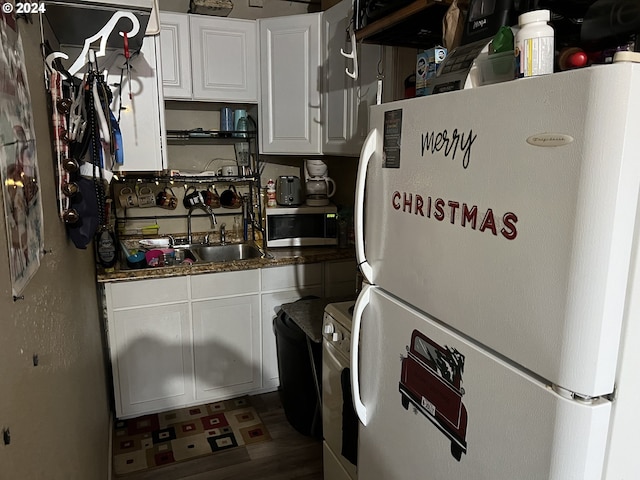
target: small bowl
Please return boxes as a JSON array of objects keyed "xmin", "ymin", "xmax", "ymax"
[
  {"xmin": 126, "ymin": 251, "xmax": 147, "ymax": 269},
  {"xmin": 145, "ymin": 249, "xmax": 164, "ymax": 267}
]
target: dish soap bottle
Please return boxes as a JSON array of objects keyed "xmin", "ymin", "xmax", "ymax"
[{"xmin": 96, "ymin": 200, "xmax": 117, "ymax": 271}]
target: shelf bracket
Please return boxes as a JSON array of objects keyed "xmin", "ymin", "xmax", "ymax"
[{"xmin": 45, "ymin": 11, "xmax": 141, "ymax": 79}]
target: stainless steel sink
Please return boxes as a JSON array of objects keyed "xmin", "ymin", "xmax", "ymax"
[{"xmin": 189, "ymin": 244, "xmax": 263, "ymax": 263}]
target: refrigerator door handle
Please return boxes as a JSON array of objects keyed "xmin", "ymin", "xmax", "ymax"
[
  {"xmin": 351, "ymin": 282, "xmax": 371, "ymax": 426},
  {"xmin": 355, "ymin": 128, "xmax": 378, "ymax": 284}
]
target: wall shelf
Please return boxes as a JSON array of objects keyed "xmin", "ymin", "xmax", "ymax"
[
  {"xmin": 355, "ymin": 0, "xmax": 454, "ymax": 49},
  {"xmin": 113, "ymin": 175, "xmax": 259, "ymax": 184},
  {"xmin": 166, "ymin": 129, "xmax": 256, "ymax": 143},
  {"xmin": 45, "ymin": 0, "xmax": 154, "ymax": 52}
]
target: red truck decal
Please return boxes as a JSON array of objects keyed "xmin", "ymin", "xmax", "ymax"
[{"xmin": 399, "ymin": 329, "xmax": 468, "ymax": 461}]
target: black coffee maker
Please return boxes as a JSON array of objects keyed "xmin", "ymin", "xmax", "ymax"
[{"xmin": 461, "ymin": 0, "xmax": 518, "ymax": 44}]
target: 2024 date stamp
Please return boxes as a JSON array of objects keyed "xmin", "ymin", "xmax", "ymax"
[{"xmin": 2, "ymin": 2, "xmax": 47, "ymax": 14}]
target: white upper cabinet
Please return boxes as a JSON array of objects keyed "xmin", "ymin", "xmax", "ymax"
[
  {"xmin": 190, "ymin": 16, "xmax": 258, "ymax": 102},
  {"xmin": 259, "ymin": 0, "xmax": 379, "ymax": 156},
  {"xmin": 259, "ymin": 13, "xmax": 322, "ymax": 155},
  {"xmin": 322, "ymin": 0, "xmax": 380, "ymax": 156},
  {"xmin": 159, "ymin": 12, "xmax": 192, "ymax": 99},
  {"xmin": 109, "ymin": 34, "xmax": 167, "ymax": 172},
  {"xmin": 159, "ymin": 12, "xmax": 259, "ymax": 103}
]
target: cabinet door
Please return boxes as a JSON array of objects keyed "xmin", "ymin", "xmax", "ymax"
[
  {"xmin": 109, "ymin": 276, "xmax": 189, "ymax": 309},
  {"xmin": 111, "ymin": 303, "xmax": 193, "ymax": 418},
  {"xmin": 261, "ymin": 287, "xmax": 323, "ymax": 388},
  {"xmin": 159, "ymin": 12, "xmax": 192, "ymax": 99},
  {"xmin": 109, "ymin": 35, "xmax": 166, "ymax": 172},
  {"xmin": 322, "ymin": 0, "xmax": 380, "ymax": 156},
  {"xmin": 190, "ymin": 16, "xmax": 258, "ymax": 102},
  {"xmin": 324, "ymin": 258, "xmax": 357, "ymax": 298},
  {"xmin": 260, "ymin": 263, "xmax": 323, "ymax": 291},
  {"xmin": 192, "ymin": 295, "xmax": 261, "ymax": 401},
  {"xmin": 259, "ymin": 14, "xmax": 322, "ymax": 154},
  {"xmin": 191, "ymin": 269, "xmax": 259, "ymax": 300}
]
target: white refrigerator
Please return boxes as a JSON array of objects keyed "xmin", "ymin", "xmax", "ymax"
[{"xmin": 351, "ymin": 61, "xmax": 640, "ymax": 479}]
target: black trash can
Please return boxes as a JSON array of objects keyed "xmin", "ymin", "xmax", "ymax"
[{"xmin": 274, "ymin": 310, "xmax": 322, "ymax": 439}]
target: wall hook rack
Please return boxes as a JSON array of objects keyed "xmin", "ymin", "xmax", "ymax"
[
  {"xmin": 44, "ymin": 11, "xmax": 141, "ymax": 79},
  {"xmin": 340, "ymin": 24, "xmax": 359, "ymax": 80}
]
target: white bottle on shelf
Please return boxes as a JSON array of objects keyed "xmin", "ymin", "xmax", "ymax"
[
  {"xmin": 515, "ymin": 9, "xmax": 554, "ymax": 78},
  {"xmin": 266, "ymin": 179, "xmax": 277, "ymax": 207}
]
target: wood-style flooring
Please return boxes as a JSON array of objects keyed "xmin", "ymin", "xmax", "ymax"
[{"xmin": 113, "ymin": 391, "xmax": 323, "ymax": 480}]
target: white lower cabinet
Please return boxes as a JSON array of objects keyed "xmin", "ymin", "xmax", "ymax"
[
  {"xmin": 105, "ymin": 260, "xmax": 354, "ymax": 418},
  {"xmin": 111, "ymin": 303, "xmax": 193, "ymax": 417},
  {"xmin": 106, "ymin": 277, "xmax": 192, "ymax": 418},
  {"xmin": 192, "ymin": 294, "xmax": 261, "ymax": 401}
]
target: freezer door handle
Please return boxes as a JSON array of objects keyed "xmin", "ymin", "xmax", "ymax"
[
  {"xmin": 351, "ymin": 283, "xmax": 371, "ymax": 426},
  {"xmin": 355, "ymin": 128, "xmax": 378, "ymax": 284}
]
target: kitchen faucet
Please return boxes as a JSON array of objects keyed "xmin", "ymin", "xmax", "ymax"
[
  {"xmin": 220, "ymin": 223, "xmax": 226, "ymax": 245},
  {"xmin": 187, "ymin": 204, "xmax": 216, "ymax": 244}
]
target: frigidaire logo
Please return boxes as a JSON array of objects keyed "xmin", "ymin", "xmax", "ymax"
[{"xmin": 526, "ymin": 134, "xmax": 574, "ymax": 147}]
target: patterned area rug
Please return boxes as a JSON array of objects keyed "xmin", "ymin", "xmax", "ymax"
[{"xmin": 113, "ymin": 396, "xmax": 271, "ymax": 476}]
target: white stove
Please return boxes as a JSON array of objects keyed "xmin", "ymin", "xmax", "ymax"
[{"xmin": 322, "ymin": 301, "xmax": 357, "ymax": 480}]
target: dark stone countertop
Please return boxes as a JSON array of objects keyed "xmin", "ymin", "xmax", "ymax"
[
  {"xmin": 278, "ymin": 296, "xmax": 355, "ymax": 343},
  {"xmin": 97, "ymin": 243, "xmax": 356, "ymax": 283}
]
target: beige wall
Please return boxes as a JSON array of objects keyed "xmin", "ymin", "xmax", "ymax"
[{"xmin": 0, "ymin": 19, "xmax": 111, "ymax": 480}]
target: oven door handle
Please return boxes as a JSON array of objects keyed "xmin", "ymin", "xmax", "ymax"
[{"xmin": 351, "ymin": 283, "xmax": 371, "ymax": 426}]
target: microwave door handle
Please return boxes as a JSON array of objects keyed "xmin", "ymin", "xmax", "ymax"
[
  {"xmin": 351, "ymin": 282, "xmax": 371, "ymax": 426},
  {"xmin": 355, "ymin": 128, "xmax": 378, "ymax": 284}
]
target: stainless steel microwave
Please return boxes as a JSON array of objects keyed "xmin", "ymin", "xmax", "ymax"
[{"xmin": 265, "ymin": 205, "xmax": 338, "ymax": 247}]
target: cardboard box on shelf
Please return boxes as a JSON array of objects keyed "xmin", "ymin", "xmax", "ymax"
[
  {"xmin": 189, "ymin": 0, "xmax": 233, "ymax": 16},
  {"xmin": 416, "ymin": 47, "xmax": 447, "ymax": 96}
]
